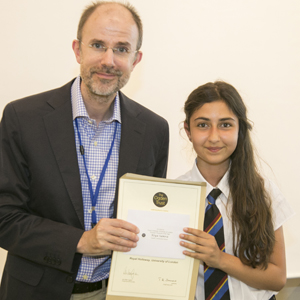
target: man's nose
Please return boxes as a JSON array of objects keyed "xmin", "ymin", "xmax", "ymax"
[{"xmin": 100, "ymin": 48, "xmax": 116, "ymax": 67}]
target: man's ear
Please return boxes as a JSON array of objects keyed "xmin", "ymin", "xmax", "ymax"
[
  {"xmin": 184, "ymin": 122, "xmax": 192, "ymax": 142},
  {"xmin": 72, "ymin": 39, "xmax": 81, "ymax": 64},
  {"xmin": 131, "ymin": 51, "xmax": 143, "ymax": 70}
]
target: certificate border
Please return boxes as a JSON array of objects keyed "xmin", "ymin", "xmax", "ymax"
[{"xmin": 107, "ymin": 173, "xmax": 206, "ymax": 300}]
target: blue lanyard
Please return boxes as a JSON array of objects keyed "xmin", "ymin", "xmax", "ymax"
[{"xmin": 75, "ymin": 118, "xmax": 118, "ymax": 228}]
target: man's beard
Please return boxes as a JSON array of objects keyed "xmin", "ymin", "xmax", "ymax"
[{"xmin": 81, "ymin": 65, "xmax": 130, "ymax": 99}]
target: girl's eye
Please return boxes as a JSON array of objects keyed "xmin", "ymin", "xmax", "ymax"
[
  {"xmin": 197, "ymin": 123, "xmax": 208, "ymax": 128},
  {"xmin": 221, "ymin": 123, "xmax": 232, "ymax": 128}
]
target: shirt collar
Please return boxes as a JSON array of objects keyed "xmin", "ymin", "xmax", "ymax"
[
  {"xmin": 191, "ymin": 159, "xmax": 230, "ymax": 199},
  {"xmin": 71, "ymin": 75, "xmax": 121, "ymax": 123}
]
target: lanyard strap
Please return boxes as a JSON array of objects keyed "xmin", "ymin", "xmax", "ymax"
[{"xmin": 75, "ymin": 118, "xmax": 118, "ymax": 227}]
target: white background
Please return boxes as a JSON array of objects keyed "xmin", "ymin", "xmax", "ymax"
[{"xmin": 0, "ymin": 0, "xmax": 299, "ymax": 296}]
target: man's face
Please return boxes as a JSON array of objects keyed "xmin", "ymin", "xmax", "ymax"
[{"xmin": 73, "ymin": 4, "xmax": 142, "ymax": 102}]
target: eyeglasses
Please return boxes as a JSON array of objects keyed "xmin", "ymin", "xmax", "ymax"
[{"xmin": 80, "ymin": 41, "xmax": 138, "ymax": 59}]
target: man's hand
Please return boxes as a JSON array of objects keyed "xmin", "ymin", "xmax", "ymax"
[{"xmin": 76, "ymin": 218, "xmax": 139, "ymax": 255}]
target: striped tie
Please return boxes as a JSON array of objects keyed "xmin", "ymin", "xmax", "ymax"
[{"xmin": 204, "ymin": 188, "xmax": 230, "ymax": 300}]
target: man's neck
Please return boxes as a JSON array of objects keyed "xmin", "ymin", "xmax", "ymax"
[{"xmin": 81, "ymin": 89, "xmax": 116, "ymax": 125}]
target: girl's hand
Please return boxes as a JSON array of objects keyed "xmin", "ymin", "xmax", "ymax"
[
  {"xmin": 180, "ymin": 227, "xmax": 287, "ymax": 292},
  {"xmin": 179, "ymin": 227, "xmax": 225, "ymax": 269}
]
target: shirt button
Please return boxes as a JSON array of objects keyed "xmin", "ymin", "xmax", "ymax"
[
  {"xmin": 88, "ymin": 120, "xmax": 93, "ymax": 124},
  {"xmin": 91, "ymin": 175, "xmax": 96, "ymax": 180},
  {"xmin": 94, "ymin": 141, "xmax": 97, "ymax": 146},
  {"xmin": 83, "ymin": 274, "xmax": 88, "ymax": 280}
]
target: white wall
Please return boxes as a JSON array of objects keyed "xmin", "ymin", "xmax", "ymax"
[{"xmin": 0, "ymin": 0, "xmax": 299, "ymax": 297}]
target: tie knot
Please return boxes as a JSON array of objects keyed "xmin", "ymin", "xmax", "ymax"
[{"xmin": 207, "ymin": 188, "xmax": 221, "ymax": 204}]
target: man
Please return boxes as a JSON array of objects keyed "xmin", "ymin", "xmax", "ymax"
[{"xmin": 0, "ymin": 2, "xmax": 169, "ymax": 299}]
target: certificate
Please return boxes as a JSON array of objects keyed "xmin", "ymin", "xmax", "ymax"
[{"xmin": 106, "ymin": 173, "xmax": 206, "ymax": 300}]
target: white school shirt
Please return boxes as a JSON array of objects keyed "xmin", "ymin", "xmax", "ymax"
[{"xmin": 177, "ymin": 160, "xmax": 294, "ymax": 300}]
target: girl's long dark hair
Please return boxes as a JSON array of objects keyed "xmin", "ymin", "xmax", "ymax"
[{"xmin": 184, "ymin": 81, "xmax": 275, "ymax": 269}]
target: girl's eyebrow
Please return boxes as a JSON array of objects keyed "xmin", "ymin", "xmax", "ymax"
[
  {"xmin": 193, "ymin": 117, "xmax": 236, "ymax": 122},
  {"xmin": 193, "ymin": 117, "xmax": 209, "ymax": 121},
  {"xmin": 220, "ymin": 117, "xmax": 237, "ymax": 122}
]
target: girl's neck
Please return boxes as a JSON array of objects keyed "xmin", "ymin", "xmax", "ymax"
[{"xmin": 196, "ymin": 159, "xmax": 229, "ymax": 187}]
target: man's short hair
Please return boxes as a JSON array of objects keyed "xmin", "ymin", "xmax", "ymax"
[{"xmin": 77, "ymin": 1, "xmax": 143, "ymax": 50}]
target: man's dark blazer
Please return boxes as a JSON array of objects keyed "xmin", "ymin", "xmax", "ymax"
[{"xmin": 0, "ymin": 79, "xmax": 169, "ymax": 300}]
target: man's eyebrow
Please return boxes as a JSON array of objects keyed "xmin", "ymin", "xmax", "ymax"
[
  {"xmin": 114, "ymin": 41, "xmax": 132, "ymax": 49},
  {"xmin": 89, "ymin": 39, "xmax": 132, "ymax": 47},
  {"xmin": 89, "ymin": 39, "xmax": 105, "ymax": 44},
  {"xmin": 115, "ymin": 41, "xmax": 131, "ymax": 46}
]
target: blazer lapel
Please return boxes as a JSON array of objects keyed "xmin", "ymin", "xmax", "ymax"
[
  {"xmin": 43, "ymin": 82, "xmax": 84, "ymax": 228},
  {"xmin": 117, "ymin": 92, "xmax": 146, "ymax": 178},
  {"xmin": 113, "ymin": 93, "xmax": 146, "ymax": 215}
]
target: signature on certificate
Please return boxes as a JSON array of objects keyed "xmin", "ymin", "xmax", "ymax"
[
  {"xmin": 158, "ymin": 277, "xmax": 178, "ymax": 286},
  {"xmin": 123, "ymin": 267, "xmax": 139, "ymax": 281}
]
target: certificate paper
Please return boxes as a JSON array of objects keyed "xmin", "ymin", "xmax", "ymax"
[
  {"xmin": 107, "ymin": 174, "xmax": 206, "ymax": 300},
  {"xmin": 126, "ymin": 210, "xmax": 189, "ymax": 259}
]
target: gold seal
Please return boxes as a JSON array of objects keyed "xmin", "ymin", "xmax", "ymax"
[{"xmin": 153, "ymin": 192, "xmax": 168, "ymax": 207}]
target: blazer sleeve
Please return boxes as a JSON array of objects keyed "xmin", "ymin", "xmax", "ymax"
[{"xmin": 0, "ymin": 102, "xmax": 84, "ymax": 274}]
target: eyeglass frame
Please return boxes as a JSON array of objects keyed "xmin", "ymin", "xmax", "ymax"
[{"xmin": 79, "ymin": 40, "xmax": 139, "ymax": 57}]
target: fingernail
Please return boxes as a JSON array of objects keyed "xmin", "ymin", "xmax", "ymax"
[{"xmin": 179, "ymin": 234, "xmax": 184, "ymax": 238}]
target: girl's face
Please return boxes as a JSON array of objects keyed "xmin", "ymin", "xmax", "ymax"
[{"xmin": 185, "ymin": 100, "xmax": 239, "ymax": 171}]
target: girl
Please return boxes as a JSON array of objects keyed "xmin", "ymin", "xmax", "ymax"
[{"xmin": 178, "ymin": 81, "xmax": 294, "ymax": 300}]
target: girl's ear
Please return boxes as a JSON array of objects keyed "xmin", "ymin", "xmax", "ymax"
[{"xmin": 184, "ymin": 122, "xmax": 192, "ymax": 142}]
